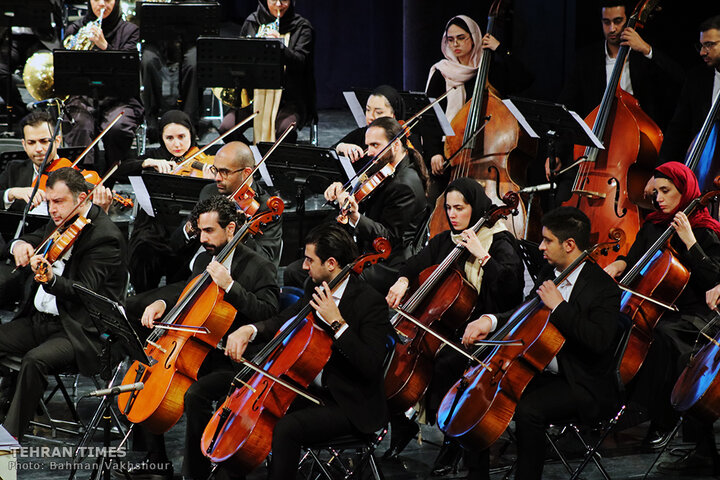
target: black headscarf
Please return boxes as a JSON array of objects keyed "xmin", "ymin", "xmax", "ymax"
[
  {"xmin": 157, "ymin": 110, "xmax": 198, "ymax": 159},
  {"xmin": 443, "ymin": 177, "xmax": 494, "ymax": 234},
  {"xmin": 370, "ymin": 85, "xmax": 406, "ymax": 121},
  {"xmin": 84, "ymin": 0, "xmax": 122, "ymax": 35},
  {"xmin": 254, "ymin": 0, "xmax": 302, "ymax": 33}
]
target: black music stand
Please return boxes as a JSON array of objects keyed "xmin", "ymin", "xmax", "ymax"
[
  {"xmin": 69, "ymin": 284, "xmax": 147, "ymax": 480},
  {"xmin": 196, "ymin": 37, "xmax": 284, "ymax": 94},
  {"xmin": 1, "ymin": 0, "xmax": 53, "ymax": 133},
  {"xmin": 139, "ymin": 171, "xmax": 213, "ymax": 226},
  {"xmin": 255, "ymin": 142, "xmax": 348, "ymax": 256},
  {"xmin": 137, "ymin": 2, "xmax": 219, "ymax": 109}
]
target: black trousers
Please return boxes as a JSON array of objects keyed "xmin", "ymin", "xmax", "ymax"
[
  {"xmin": 141, "ymin": 44, "xmax": 199, "ymax": 125},
  {"xmin": 0, "ymin": 311, "xmax": 76, "ymax": 440}
]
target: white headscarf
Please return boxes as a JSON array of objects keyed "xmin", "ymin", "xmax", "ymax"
[{"xmin": 425, "ymin": 15, "xmax": 483, "ymax": 122}]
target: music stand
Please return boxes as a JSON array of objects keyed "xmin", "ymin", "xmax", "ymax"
[
  {"xmin": 0, "ymin": 146, "xmax": 85, "ymax": 172},
  {"xmin": 137, "ymin": 2, "xmax": 219, "ymax": 108},
  {"xmin": 254, "ymin": 142, "xmax": 347, "ymax": 256},
  {"xmin": 347, "ymin": 88, "xmax": 454, "ymax": 137},
  {"xmin": 196, "ymin": 37, "xmax": 284, "ymax": 93},
  {"xmin": 140, "ymin": 171, "xmax": 213, "ymax": 226},
  {"xmin": 1, "ymin": 0, "xmax": 54, "ymax": 132}
]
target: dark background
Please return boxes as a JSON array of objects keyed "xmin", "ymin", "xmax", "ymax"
[{"xmin": 219, "ymin": 0, "xmax": 717, "ymax": 110}]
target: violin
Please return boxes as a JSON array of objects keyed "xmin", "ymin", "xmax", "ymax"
[
  {"xmin": 561, "ymin": 0, "xmax": 661, "ymax": 267},
  {"xmin": 171, "ymin": 146, "xmax": 215, "ymax": 178},
  {"xmin": 34, "ymin": 215, "xmax": 91, "ymax": 283},
  {"xmin": 384, "ymin": 192, "xmax": 519, "ymax": 414},
  {"xmin": 199, "ymin": 237, "xmax": 391, "ymax": 472},
  {"xmin": 117, "ymin": 198, "xmax": 285, "ymax": 434},
  {"xmin": 436, "ymin": 239, "xmax": 619, "ymax": 451}
]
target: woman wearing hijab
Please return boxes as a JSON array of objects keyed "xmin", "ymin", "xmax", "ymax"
[
  {"xmin": 384, "ymin": 177, "xmax": 525, "ymax": 474},
  {"xmin": 126, "ymin": 110, "xmax": 204, "ymax": 294},
  {"xmin": 62, "ymin": 0, "xmax": 144, "ymax": 174},
  {"xmin": 219, "ymin": 0, "xmax": 316, "ymax": 144},
  {"xmin": 604, "ymin": 162, "xmax": 720, "ymax": 471}
]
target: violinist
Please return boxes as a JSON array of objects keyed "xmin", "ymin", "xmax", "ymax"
[
  {"xmin": 604, "ymin": 162, "xmax": 720, "ymax": 468},
  {"xmin": 658, "ymin": 15, "xmax": 720, "ymax": 165},
  {"xmin": 383, "ymin": 178, "xmax": 524, "ymax": 473},
  {"xmin": 283, "ymin": 116, "xmax": 427, "ymax": 294},
  {"xmin": 219, "ymin": 0, "xmax": 316, "ymax": 144},
  {"xmin": 462, "ymin": 207, "xmax": 622, "ymax": 480},
  {"xmin": 62, "ymin": 0, "xmax": 144, "ymax": 174},
  {"xmin": 172, "ymin": 141, "xmax": 283, "ymax": 267},
  {"xmin": 224, "ymin": 222, "xmax": 392, "ymax": 480},
  {"xmin": 121, "ymin": 195, "xmax": 279, "ymax": 480},
  {"xmin": 0, "ymin": 167, "xmax": 127, "ymax": 441}
]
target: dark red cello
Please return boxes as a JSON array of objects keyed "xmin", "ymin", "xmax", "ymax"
[
  {"xmin": 384, "ymin": 192, "xmax": 519, "ymax": 414},
  {"xmin": 200, "ymin": 238, "xmax": 391, "ymax": 472},
  {"xmin": 562, "ymin": 0, "xmax": 661, "ymax": 267}
]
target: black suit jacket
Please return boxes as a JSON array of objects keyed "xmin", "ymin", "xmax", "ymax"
[
  {"xmin": 354, "ymin": 156, "xmax": 427, "ymax": 265},
  {"xmin": 559, "ymin": 42, "xmax": 684, "ymax": 131},
  {"xmin": 155, "ymin": 243, "xmax": 280, "ymax": 333},
  {"xmin": 11, "ymin": 205, "xmax": 127, "ymax": 375},
  {"xmin": 658, "ymin": 66, "xmax": 715, "ymax": 164},
  {"xmin": 0, "ymin": 159, "xmax": 34, "ymax": 212},
  {"xmin": 253, "ymin": 274, "xmax": 392, "ymax": 433},
  {"xmin": 497, "ymin": 261, "xmax": 621, "ymax": 419}
]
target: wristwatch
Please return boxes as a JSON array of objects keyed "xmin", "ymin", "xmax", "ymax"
[{"xmin": 330, "ymin": 320, "xmax": 344, "ymax": 333}]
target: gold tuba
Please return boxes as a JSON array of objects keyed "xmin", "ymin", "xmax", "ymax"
[{"xmin": 22, "ymin": 8, "xmax": 104, "ymax": 101}]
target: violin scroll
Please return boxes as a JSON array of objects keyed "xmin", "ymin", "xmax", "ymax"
[
  {"xmin": 245, "ymin": 196, "xmax": 285, "ymax": 236},
  {"xmin": 485, "ymin": 190, "xmax": 520, "ymax": 227}
]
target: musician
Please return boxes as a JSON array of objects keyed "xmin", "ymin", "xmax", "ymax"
[
  {"xmin": 658, "ymin": 14, "xmax": 720, "ymax": 165},
  {"xmin": 604, "ymin": 162, "xmax": 720, "ymax": 471},
  {"xmin": 171, "ymin": 141, "xmax": 283, "ymax": 267},
  {"xmin": 383, "ymin": 177, "xmax": 524, "ymax": 473},
  {"xmin": 123, "ymin": 195, "xmax": 279, "ymax": 480},
  {"xmin": 219, "ymin": 0, "xmax": 316, "ymax": 144},
  {"xmin": 0, "ymin": 167, "xmax": 127, "ymax": 441},
  {"xmin": 462, "ymin": 207, "xmax": 622, "ymax": 480},
  {"xmin": 124, "ymin": 110, "xmax": 208, "ymax": 293},
  {"xmin": 283, "ymin": 116, "xmax": 428, "ymax": 294},
  {"xmin": 224, "ymin": 222, "xmax": 392, "ymax": 480},
  {"xmin": 62, "ymin": 0, "xmax": 144, "ymax": 174},
  {"xmin": 425, "ymin": 15, "xmax": 532, "ymax": 179}
]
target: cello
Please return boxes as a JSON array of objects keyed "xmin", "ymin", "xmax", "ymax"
[
  {"xmin": 117, "ymin": 199, "xmax": 284, "ymax": 434},
  {"xmin": 436, "ymin": 240, "xmax": 618, "ymax": 451},
  {"xmin": 683, "ymin": 89, "xmax": 720, "ymax": 192},
  {"xmin": 384, "ymin": 192, "xmax": 519, "ymax": 414},
  {"xmin": 428, "ymin": 0, "xmax": 533, "ymax": 239},
  {"xmin": 200, "ymin": 238, "xmax": 391, "ymax": 472},
  {"xmin": 562, "ymin": 0, "xmax": 661, "ymax": 267}
]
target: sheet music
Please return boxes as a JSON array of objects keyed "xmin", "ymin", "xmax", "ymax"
[
  {"xmin": 249, "ymin": 145, "xmax": 274, "ymax": 187},
  {"xmin": 129, "ymin": 176, "xmax": 154, "ymax": 217},
  {"xmin": 431, "ymin": 99, "xmax": 456, "ymax": 137},
  {"xmin": 29, "ymin": 202, "xmax": 48, "ymax": 216},
  {"xmin": 569, "ymin": 110, "xmax": 605, "ymax": 149},
  {"xmin": 337, "ymin": 155, "xmax": 359, "ymax": 188},
  {"xmin": 343, "ymin": 91, "xmax": 367, "ymax": 129},
  {"xmin": 502, "ymin": 99, "xmax": 540, "ymax": 138}
]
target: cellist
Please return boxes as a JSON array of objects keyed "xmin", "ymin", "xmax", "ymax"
[
  {"xmin": 225, "ymin": 223, "xmax": 393, "ymax": 480},
  {"xmin": 120, "ymin": 195, "xmax": 280, "ymax": 480},
  {"xmin": 604, "ymin": 162, "xmax": 720, "ymax": 471},
  {"xmin": 462, "ymin": 207, "xmax": 622, "ymax": 480},
  {"xmin": 383, "ymin": 178, "xmax": 524, "ymax": 474}
]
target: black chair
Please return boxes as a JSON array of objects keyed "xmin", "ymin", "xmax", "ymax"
[{"xmin": 543, "ymin": 313, "xmax": 633, "ymax": 480}]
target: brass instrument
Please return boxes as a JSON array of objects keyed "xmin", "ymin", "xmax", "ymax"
[{"xmin": 22, "ymin": 8, "xmax": 105, "ymax": 101}]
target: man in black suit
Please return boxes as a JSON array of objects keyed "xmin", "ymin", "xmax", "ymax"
[
  {"xmin": 225, "ymin": 222, "xmax": 393, "ymax": 480},
  {"xmin": 123, "ymin": 194, "xmax": 279, "ymax": 480},
  {"xmin": 0, "ymin": 167, "xmax": 127, "ymax": 441},
  {"xmin": 282, "ymin": 116, "xmax": 427, "ymax": 293},
  {"xmin": 461, "ymin": 207, "xmax": 622, "ymax": 480},
  {"xmin": 171, "ymin": 141, "xmax": 283, "ymax": 267},
  {"xmin": 658, "ymin": 15, "xmax": 720, "ymax": 165}
]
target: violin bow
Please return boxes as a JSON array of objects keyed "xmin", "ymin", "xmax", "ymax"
[
  {"xmin": 171, "ymin": 112, "xmax": 258, "ymax": 175},
  {"xmin": 70, "ymin": 112, "xmax": 124, "ymax": 169}
]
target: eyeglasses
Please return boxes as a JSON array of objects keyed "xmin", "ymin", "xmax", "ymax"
[
  {"xmin": 209, "ymin": 166, "xmax": 243, "ymax": 178},
  {"xmin": 446, "ymin": 34, "xmax": 470, "ymax": 45},
  {"xmin": 695, "ymin": 40, "xmax": 720, "ymax": 53},
  {"xmin": 270, "ymin": 0, "xmax": 290, "ymax": 4}
]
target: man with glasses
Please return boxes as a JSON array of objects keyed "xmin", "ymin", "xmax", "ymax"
[
  {"xmin": 173, "ymin": 141, "xmax": 283, "ymax": 267},
  {"xmin": 659, "ymin": 15, "xmax": 720, "ymax": 165}
]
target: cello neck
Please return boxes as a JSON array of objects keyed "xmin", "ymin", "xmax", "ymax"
[
  {"xmin": 685, "ymin": 90, "xmax": 720, "ymax": 172},
  {"xmin": 463, "ymin": 14, "xmax": 496, "ymax": 151}
]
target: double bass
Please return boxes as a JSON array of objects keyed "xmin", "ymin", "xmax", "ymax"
[
  {"xmin": 117, "ymin": 199, "xmax": 284, "ymax": 434},
  {"xmin": 384, "ymin": 192, "xmax": 519, "ymax": 414},
  {"xmin": 436, "ymin": 240, "xmax": 618, "ymax": 451},
  {"xmin": 200, "ymin": 239, "xmax": 391, "ymax": 472},
  {"xmin": 683, "ymin": 88, "xmax": 720, "ymax": 192},
  {"xmin": 428, "ymin": 0, "xmax": 533, "ymax": 239},
  {"xmin": 562, "ymin": 0, "xmax": 661, "ymax": 267}
]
